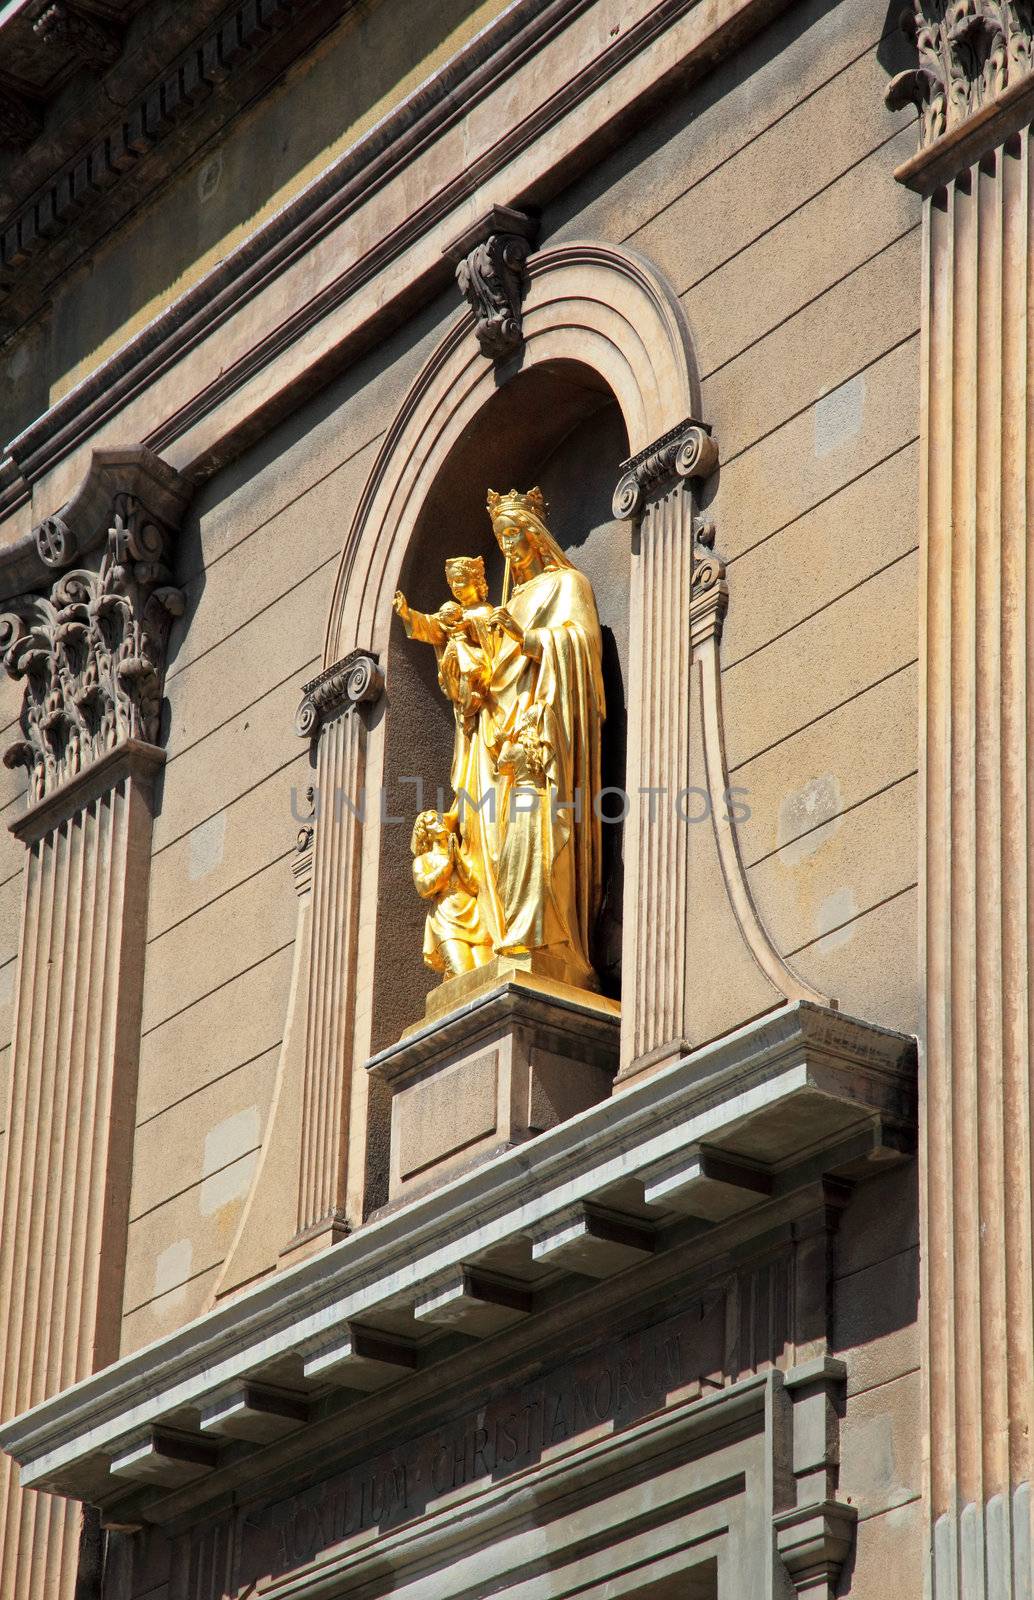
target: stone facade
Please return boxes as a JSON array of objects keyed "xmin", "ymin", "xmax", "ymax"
[{"xmin": 0, "ymin": 0, "xmax": 1013, "ymax": 1593}]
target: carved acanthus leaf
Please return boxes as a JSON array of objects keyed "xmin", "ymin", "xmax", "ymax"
[
  {"xmin": 887, "ymin": 0, "xmax": 1034, "ymax": 146},
  {"xmin": 612, "ymin": 420, "xmax": 718, "ymax": 519},
  {"xmin": 295, "ymin": 650, "xmax": 383, "ymax": 741},
  {"xmin": 1, "ymin": 494, "xmax": 183, "ymax": 805}
]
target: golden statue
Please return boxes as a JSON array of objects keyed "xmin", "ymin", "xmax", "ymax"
[
  {"xmin": 410, "ymin": 809, "xmax": 492, "ymax": 977},
  {"xmin": 393, "ymin": 487, "xmax": 606, "ymax": 996}
]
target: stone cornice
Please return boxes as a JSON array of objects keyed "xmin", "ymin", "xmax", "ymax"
[
  {"xmin": 0, "ymin": 444, "xmax": 187, "ymax": 600},
  {"xmin": 0, "ymin": 1002, "xmax": 915, "ymax": 1515},
  {"xmin": 0, "ymin": 0, "xmax": 353, "ymax": 322},
  {"xmin": 0, "ymin": 0, "xmax": 793, "ymax": 526}
]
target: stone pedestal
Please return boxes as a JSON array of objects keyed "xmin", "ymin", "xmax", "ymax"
[{"xmin": 366, "ymin": 966, "xmax": 619, "ymax": 1202}]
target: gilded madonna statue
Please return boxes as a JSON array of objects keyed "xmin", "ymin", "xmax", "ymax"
[{"xmin": 393, "ymin": 486, "xmax": 605, "ymax": 994}]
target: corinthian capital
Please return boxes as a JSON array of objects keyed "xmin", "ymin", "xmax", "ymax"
[
  {"xmin": 886, "ymin": 0, "xmax": 1034, "ymax": 148},
  {"xmin": 0, "ymin": 448, "xmax": 190, "ymax": 808}
]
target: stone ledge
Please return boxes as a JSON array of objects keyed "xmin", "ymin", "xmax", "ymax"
[{"xmin": 0, "ymin": 1000, "xmax": 915, "ymax": 1516}]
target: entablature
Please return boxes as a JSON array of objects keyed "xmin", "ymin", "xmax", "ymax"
[
  {"xmin": 0, "ymin": 0, "xmax": 800, "ymax": 532},
  {"xmin": 0, "ymin": 1001, "xmax": 915, "ymax": 1530}
]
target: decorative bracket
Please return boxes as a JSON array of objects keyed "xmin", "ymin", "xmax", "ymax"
[
  {"xmin": 295, "ymin": 649, "xmax": 383, "ymax": 741},
  {"xmin": 773, "ymin": 1357, "xmax": 857, "ymax": 1599},
  {"xmin": 444, "ymin": 205, "xmax": 540, "ymax": 363},
  {"xmin": 612, "ymin": 419, "xmax": 718, "ymax": 519}
]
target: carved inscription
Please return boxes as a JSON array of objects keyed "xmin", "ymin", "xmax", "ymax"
[{"xmin": 241, "ymin": 1290, "xmax": 728, "ymax": 1582}]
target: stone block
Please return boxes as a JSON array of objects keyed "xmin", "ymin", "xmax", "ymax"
[
  {"xmin": 847, "ymin": 1499, "xmax": 924, "ymax": 1600},
  {"xmin": 555, "ymin": 0, "xmax": 903, "ymax": 246},
  {"xmin": 777, "ymin": 886, "xmax": 919, "ymax": 1041},
  {"xmin": 835, "ymin": 1248, "xmax": 920, "ymax": 1394},
  {"xmin": 141, "ymin": 853, "xmax": 297, "ymax": 1034},
  {"xmin": 130, "ymin": 1050, "xmax": 275, "ymax": 1221},
  {"xmin": 137, "ymin": 954, "xmax": 290, "ymax": 1123},
  {"xmin": 721, "ymin": 444, "xmax": 918, "ymax": 673},
  {"xmin": 148, "ymin": 754, "xmax": 309, "ymax": 941},
  {"xmin": 631, "ymin": 38, "xmax": 907, "ymax": 299},
  {"xmin": 200, "ymin": 1383, "xmax": 309, "ymax": 1443},
  {"xmin": 746, "ymin": 775, "xmax": 918, "ymax": 962},
  {"xmin": 732, "ymin": 662, "xmax": 917, "ymax": 869},
  {"xmin": 838, "ymin": 1370, "xmax": 921, "ymax": 1521},
  {"xmin": 686, "ymin": 125, "xmax": 917, "ymax": 376},
  {"xmin": 302, "ymin": 1326, "xmax": 418, "ymax": 1390},
  {"xmin": 704, "ymin": 228, "xmax": 919, "ymax": 465},
  {"xmin": 531, "ymin": 1205, "xmax": 656, "ymax": 1278},
  {"xmin": 723, "ymin": 553, "xmax": 919, "ymax": 774},
  {"xmin": 712, "ymin": 334, "xmax": 919, "ymax": 564},
  {"xmin": 153, "ymin": 668, "xmax": 307, "ymax": 853},
  {"xmin": 367, "ymin": 972, "xmax": 618, "ymax": 1202},
  {"xmin": 119, "ymin": 1263, "xmax": 223, "ymax": 1356},
  {"xmin": 835, "ymin": 1163, "xmax": 919, "ymax": 1281}
]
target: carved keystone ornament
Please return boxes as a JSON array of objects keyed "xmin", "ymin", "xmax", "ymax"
[{"xmin": 445, "ymin": 206, "xmax": 540, "ymax": 363}]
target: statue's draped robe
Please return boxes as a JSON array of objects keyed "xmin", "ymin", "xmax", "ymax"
[{"xmin": 454, "ymin": 564, "xmax": 605, "ymax": 989}]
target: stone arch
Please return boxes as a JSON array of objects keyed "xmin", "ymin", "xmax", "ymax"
[
  {"xmin": 324, "ymin": 241, "xmax": 702, "ymax": 668},
  {"xmin": 213, "ymin": 236, "xmax": 826, "ymax": 1288}
]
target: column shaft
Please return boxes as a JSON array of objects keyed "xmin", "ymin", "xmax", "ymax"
[
  {"xmin": 0, "ymin": 763, "xmax": 158, "ymax": 1600},
  {"xmin": 622, "ymin": 483, "xmax": 695, "ymax": 1066},
  {"xmin": 922, "ymin": 138, "xmax": 1034, "ymax": 1594}
]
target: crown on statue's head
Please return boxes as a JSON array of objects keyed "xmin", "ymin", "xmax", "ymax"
[{"xmin": 486, "ymin": 486, "xmax": 548, "ymax": 523}]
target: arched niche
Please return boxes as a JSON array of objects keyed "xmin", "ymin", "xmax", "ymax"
[
  {"xmin": 324, "ymin": 244, "xmax": 704, "ymax": 1215},
  {"xmin": 324, "ymin": 242, "xmax": 700, "ymax": 663},
  {"xmin": 376, "ymin": 362, "xmax": 631, "ymax": 1050},
  {"xmin": 215, "ymin": 238, "xmax": 824, "ymax": 1283}
]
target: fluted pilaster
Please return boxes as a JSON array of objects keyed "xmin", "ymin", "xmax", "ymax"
[
  {"xmin": 0, "ymin": 444, "xmax": 187, "ymax": 1600},
  {"xmin": 290, "ymin": 651, "xmax": 382, "ymax": 1253},
  {"xmin": 919, "ymin": 135, "xmax": 1034, "ymax": 1596},
  {"xmin": 0, "ymin": 751, "xmax": 160, "ymax": 1598},
  {"xmin": 615, "ymin": 424, "xmax": 716, "ymax": 1070}
]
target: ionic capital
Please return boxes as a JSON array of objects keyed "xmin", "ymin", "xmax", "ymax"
[
  {"xmin": 295, "ymin": 650, "xmax": 383, "ymax": 741},
  {"xmin": 612, "ymin": 419, "xmax": 718, "ymax": 519}
]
